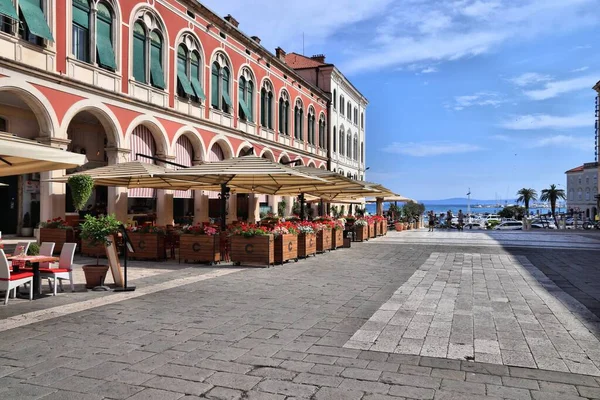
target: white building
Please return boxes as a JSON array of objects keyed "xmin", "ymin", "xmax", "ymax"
[
  {"xmin": 283, "ymin": 53, "xmax": 367, "ymax": 180},
  {"xmin": 565, "ymin": 163, "xmax": 598, "ymax": 219}
]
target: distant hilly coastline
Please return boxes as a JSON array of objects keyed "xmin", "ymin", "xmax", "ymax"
[{"xmin": 418, "ymin": 198, "xmax": 517, "ymax": 205}]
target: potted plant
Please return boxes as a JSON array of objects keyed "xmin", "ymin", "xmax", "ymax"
[
  {"xmin": 127, "ymin": 225, "xmax": 167, "ymax": 260},
  {"xmin": 39, "ymin": 217, "xmax": 74, "ymax": 253},
  {"xmin": 313, "ymin": 219, "xmax": 333, "ymax": 253},
  {"xmin": 179, "ymin": 223, "xmax": 220, "ymax": 264},
  {"xmin": 68, "ymin": 174, "xmax": 94, "ymax": 221},
  {"xmin": 331, "ymin": 219, "xmax": 345, "ymax": 249},
  {"xmin": 272, "ymin": 221, "xmax": 298, "ymax": 265},
  {"xmin": 229, "ymin": 223, "xmax": 274, "ymax": 267},
  {"xmin": 21, "ymin": 212, "xmax": 33, "ymax": 237},
  {"xmin": 354, "ymin": 219, "xmax": 368, "ymax": 241},
  {"xmin": 79, "ymin": 214, "xmax": 120, "ymax": 288},
  {"xmin": 296, "ymin": 221, "xmax": 316, "ymax": 258}
]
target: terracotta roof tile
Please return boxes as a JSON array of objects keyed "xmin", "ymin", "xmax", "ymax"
[
  {"xmin": 565, "ymin": 165, "xmax": 584, "ymax": 173},
  {"xmin": 284, "ymin": 52, "xmax": 325, "ymax": 69}
]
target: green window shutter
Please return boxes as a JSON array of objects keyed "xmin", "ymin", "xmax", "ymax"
[
  {"xmin": 72, "ymin": 1, "xmax": 89, "ymax": 28},
  {"xmin": 238, "ymin": 78, "xmax": 245, "ymax": 118},
  {"xmin": 19, "ymin": 0, "xmax": 53, "ymax": 41},
  {"xmin": 222, "ymin": 89, "xmax": 232, "ymax": 107},
  {"xmin": 0, "ymin": 0, "xmax": 18, "ymax": 20},
  {"xmin": 246, "ymin": 81, "xmax": 253, "ymax": 122},
  {"xmin": 190, "ymin": 77, "xmax": 205, "ymax": 100},
  {"xmin": 132, "ymin": 31, "xmax": 145, "ymax": 82},
  {"xmin": 278, "ymin": 99, "xmax": 283, "ymax": 132},
  {"xmin": 239, "ymin": 98, "xmax": 252, "ymax": 122},
  {"xmin": 267, "ymin": 93, "xmax": 273, "ymax": 129},
  {"xmin": 177, "ymin": 67, "xmax": 194, "ymax": 97},
  {"xmin": 222, "ymin": 68, "xmax": 231, "ymax": 111},
  {"xmin": 211, "ymin": 63, "xmax": 219, "ymax": 108},
  {"xmin": 260, "ymin": 89, "xmax": 266, "ymax": 126},
  {"xmin": 96, "ymin": 27, "xmax": 116, "ymax": 69},
  {"xmin": 150, "ymin": 43, "xmax": 165, "ymax": 89}
]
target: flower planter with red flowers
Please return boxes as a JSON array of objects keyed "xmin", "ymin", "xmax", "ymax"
[
  {"xmin": 178, "ymin": 224, "xmax": 220, "ymax": 264},
  {"xmin": 127, "ymin": 226, "xmax": 167, "ymax": 260},
  {"xmin": 354, "ymin": 221, "xmax": 368, "ymax": 242},
  {"xmin": 297, "ymin": 232, "xmax": 316, "ymax": 258},
  {"xmin": 274, "ymin": 234, "xmax": 297, "ymax": 264},
  {"xmin": 40, "ymin": 229, "xmax": 74, "ymax": 254},
  {"xmin": 230, "ymin": 234, "xmax": 274, "ymax": 267},
  {"xmin": 316, "ymin": 227, "xmax": 332, "ymax": 253},
  {"xmin": 368, "ymin": 223, "xmax": 376, "ymax": 238},
  {"xmin": 331, "ymin": 228, "xmax": 344, "ymax": 249}
]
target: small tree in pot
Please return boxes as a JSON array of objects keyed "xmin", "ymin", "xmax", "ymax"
[{"xmin": 79, "ymin": 214, "xmax": 120, "ymax": 288}]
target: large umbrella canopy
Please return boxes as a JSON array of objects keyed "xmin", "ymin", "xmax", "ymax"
[
  {"xmin": 0, "ymin": 133, "xmax": 87, "ymax": 176},
  {"xmin": 158, "ymin": 156, "xmax": 330, "ymax": 194},
  {"xmin": 50, "ymin": 161, "xmax": 198, "ymax": 189},
  {"xmin": 365, "ymin": 195, "xmax": 415, "ymax": 203}
]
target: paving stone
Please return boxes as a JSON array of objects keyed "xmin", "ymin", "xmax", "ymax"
[
  {"xmin": 314, "ymin": 386, "xmax": 364, "ymax": 400},
  {"xmin": 486, "ymin": 384, "xmax": 532, "ymax": 400},
  {"xmin": 257, "ymin": 379, "xmax": 318, "ymax": 397},
  {"xmin": 380, "ymin": 372, "xmax": 441, "ymax": 389},
  {"xmin": 341, "ymin": 367, "xmax": 382, "ymax": 381},
  {"xmin": 502, "ymin": 376, "xmax": 540, "ymax": 390},
  {"xmin": 440, "ymin": 379, "xmax": 486, "ymax": 395},
  {"xmin": 143, "ymin": 376, "xmax": 213, "ymax": 396},
  {"xmin": 125, "ymin": 388, "xmax": 185, "ymax": 400},
  {"xmin": 151, "ymin": 363, "xmax": 214, "ymax": 382},
  {"xmin": 91, "ymin": 381, "xmax": 144, "ymax": 399},
  {"xmin": 340, "ymin": 378, "xmax": 391, "ymax": 394},
  {"xmin": 465, "ymin": 372, "xmax": 502, "ymax": 385},
  {"xmin": 389, "ymin": 385, "xmax": 435, "ymax": 399},
  {"xmin": 530, "ymin": 391, "xmax": 587, "ymax": 400},
  {"xmin": 39, "ymin": 391, "xmax": 104, "ymax": 400},
  {"xmin": 205, "ymin": 372, "xmax": 262, "ymax": 391},
  {"xmin": 249, "ymin": 367, "xmax": 297, "ymax": 380},
  {"xmin": 293, "ymin": 372, "xmax": 344, "ymax": 387},
  {"xmin": 204, "ymin": 386, "xmax": 243, "ymax": 400}
]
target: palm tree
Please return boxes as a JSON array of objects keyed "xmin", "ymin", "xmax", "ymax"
[
  {"xmin": 516, "ymin": 188, "xmax": 538, "ymax": 216},
  {"xmin": 540, "ymin": 184, "xmax": 566, "ymax": 226}
]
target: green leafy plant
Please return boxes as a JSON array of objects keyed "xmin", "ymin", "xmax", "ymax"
[
  {"xmin": 80, "ymin": 214, "xmax": 121, "ymax": 247},
  {"xmin": 499, "ymin": 205, "xmax": 525, "ymax": 220},
  {"xmin": 277, "ymin": 198, "xmax": 287, "ymax": 217},
  {"xmin": 27, "ymin": 242, "xmax": 40, "ymax": 256},
  {"xmin": 68, "ymin": 175, "xmax": 94, "ymax": 211}
]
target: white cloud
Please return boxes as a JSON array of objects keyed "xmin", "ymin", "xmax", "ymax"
[
  {"xmin": 529, "ymin": 134, "xmax": 593, "ymax": 150},
  {"xmin": 502, "ymin": 113, "xmax": 592, "ymax": 130},
  {"xmin": 448, "ymin": 91, "xmax": 505, "ymax": 110},
  {"xmin": 523, "ymin": 75, "xmax": 598, "ymax": 100},
  {"xmin": 382, "ymin": 142, "xmax": 482, "ymax": 157},
  {"xmin": 491, "ymin": 134, "xmax": 512, "ymax": 141},
  {"xmin": 571, "ymin": 66, "xmax": 589, "ymax": 72},
  {"xmin": 573, "ymin": 44, "xmax": 592, "ymax": 50},
  {"xmin": 509, "ymin": 72, "xmax": 552, "ymax": 87},
  {"xmin": 421, "ymin": 66, "xmax": 438, "ymax": 74}
]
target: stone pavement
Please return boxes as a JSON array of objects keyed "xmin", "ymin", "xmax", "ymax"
[{"xmin": 1, "ymin": 230, "xmax": 600, "ymax": 399}]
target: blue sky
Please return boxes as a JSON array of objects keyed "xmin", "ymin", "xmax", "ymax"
[{"xmin": 202, "ymin": 0, "xmax": 599, "ymax": 200}]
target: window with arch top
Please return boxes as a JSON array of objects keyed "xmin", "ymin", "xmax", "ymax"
[
  {"xmin": 346, "ymin": 133, "xmax": 351, "ymax": 158},
  {"xmin": 333, "ymin": 89, "xmax": 337, "ymax": 110},
  {"xmin": 339, "ymin": 128, "xmax": 345, "ymax": 156},
  {"xmin": 132, "ymin": 13, "xmax": 165, "ymax": 89},
  {"xmin": 278, "ymin": 90, "xmax": 290, "ymax": 135},
  {"xmin": 18, "ymin": 0, "xmax": 54, "ymax": 45},
  {"xmin": 307, "ymin": 106, "xmax": 315, "ymax": 145},
  {"xmin": 340, "ymin": 95, "xmax": 344, "ymax": 116},
  {"xmin": 294, "ymin": 99, "xmax": 304, "ymax": 140},
  {"xmin": 211, "ymin": 52, "xmax": 232, "ymax": 113},
  {"xmin": 318, "ymin": 114, "xmax": 326, "ymax": 149},
  {"xmin": 72, "ymin": 0, "xmax": 116, "ymax": 70},
  {"xmin": 238, "ymin": 68, "xmax": 254, "ymax": 122},
  {"xmin": 260, "ymin": 80, "xmax": 274, "ymax": 129},
  {"xmin": 176, "ymin": 34, "xmax": 205, "ymax": 102},
  {"xmin": 361, "ymin": 112, "xmax": 364, "ymax": 129},
  {"xmin": 332, "ymin": 126, "xmax": 337, "ymax": 152},
  {"xmin": 347, "ymin": 101, "xmax": 351, "ymax": 120}
]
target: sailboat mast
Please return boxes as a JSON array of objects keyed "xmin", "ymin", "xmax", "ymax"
[{"xmin": 467, "ymin": 188, "xmax": 471, "ymax": 223}]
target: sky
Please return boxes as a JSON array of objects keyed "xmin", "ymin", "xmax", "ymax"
[{"xmin": 201, "ymin": 0, "xmax": 600, "ymax": 201}]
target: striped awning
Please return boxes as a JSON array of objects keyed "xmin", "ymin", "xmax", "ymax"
[
  {"xmin": 0, "ymin": 133, "xmax": 87, "ymax": 176},
  {"xmin": 129, "ymin": 125, "xmax": 156, "ymax": 198},
  {"xmin": 158, "ymin": 155, "xmax": 330, "ymax": 194},
  {"xmin": 50, "ymin": 161, "xmax": 197, "ymax": 190},
  {"xmin": 173, "ymin": 135, "xmax": 194, "ymax": 199}
]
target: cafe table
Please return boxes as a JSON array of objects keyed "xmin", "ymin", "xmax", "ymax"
[{"xmin": 8, "ymin": 255, "xmax": 60, "ymax": 299}]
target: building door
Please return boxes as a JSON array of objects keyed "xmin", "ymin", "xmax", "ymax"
[{"xmin": 0, "ymin": 176, "xmax": 19, "ymax": 234}]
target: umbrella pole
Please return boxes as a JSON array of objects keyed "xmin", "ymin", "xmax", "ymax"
[
  {"xmin": 220, "ymin": 183, "xmax": 230, "ymax": 231},
  {"xmin": 319, "ymin": 199, "xmax": 324, "ymax": 217},
  {"xmin": 298, "ymin": 193, "xmax": 306, "ymax": 221}
]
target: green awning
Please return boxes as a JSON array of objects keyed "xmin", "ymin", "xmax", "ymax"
[
  {"xmin": 177, "ymin": 70, "xmax": 194, "ymax": 96},
  {"xmin": 190, "ymin": 77, "xmax": 205, "ymax": 101},
  {"xmin": 0, "ymin": 0, "xmax": 19, "ymax": 20},
  {"xmin": 18, "ymin": 0, "xmax": 53, "ymax": 41},
  {"xmin": 72, "ymin": 3, "xmax": 89, "ymax": 28},
  {"xmin": 150, "ymin": 57, "xmax": 165, "ymax": 89},
  {"xmin": 96, "ymin": 34, "xmax": 116, "ymax": 70},
  {"xmin": 239, "ymin": 98, "xmax": 252, "ymax": 122},
  {"xmin": 222, "ymin": 90, "xmax": 232, "ymax": 107}
]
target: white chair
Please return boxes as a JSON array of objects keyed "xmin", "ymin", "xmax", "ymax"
[
  {"xmin": 39, "ymin": 243, "xmax": 76, "ymax": 295},
  {"xmin": 0, "ymin": 249, "xmax": 33, "ymax": 304}
]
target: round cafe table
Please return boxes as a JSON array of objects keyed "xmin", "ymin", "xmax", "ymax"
[{"xmin": 8, "ymin": 255, "xmax": 60, "ymax": 299}]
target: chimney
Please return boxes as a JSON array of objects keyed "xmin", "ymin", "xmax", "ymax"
[
  {"xmin": 251, "ymin": 36, "xmax": 261, "ymax": 44},
  {"xmin": 311, "ymin": 54, "xmax": 326, "ymax": 63},
  {"xmin": 224, "ymin": 14, "xmax": 239, "ymax": 28},
  {"xmin": 275, "ymin": 47, "xmax": 286, "ymax": 61}
]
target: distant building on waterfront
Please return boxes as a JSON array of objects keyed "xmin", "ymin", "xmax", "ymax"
[{"xmin": 565, "ymin": 163, "xmax": 598, "ymax": 219}]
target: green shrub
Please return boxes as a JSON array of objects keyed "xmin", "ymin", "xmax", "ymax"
[
  {"xmin": 80, "ymin": 214, "xmax": 121, "ymax": 246},
  {"xmin": 68, "ymin": 175, "xmax": 94, "ymax": 211},
  {"xmin": 27, "ymin": 243, "xmax": 40, "ymax": 256}
]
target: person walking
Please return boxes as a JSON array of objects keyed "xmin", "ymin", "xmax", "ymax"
[
  {"xmin": 457, "ymin": 210, "xmax": 464, "ymax": 231},
  {"xmin": 446, "ymin": 210, "xmax": 453, "ymax": 229},
  {"xmin": 428, "ymin": 210, "xmax": 435, "ymax": 232}
]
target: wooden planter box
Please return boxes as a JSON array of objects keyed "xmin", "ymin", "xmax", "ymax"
[
  {"xmin": 128, "ymin": 232, "xmax": 166, "ymax": 260},
  {"xmin": 383, "ymin": 222, "xmax": 388, "ymax": 235},
  {"xmin": 81, "ymin": 239, "xmax": 106, "ymax": 257},
  {"xmin": 368, "ymin": 223, "xmax": 376, "ymax": 238},
  {"xmin": 374, "ymin": 222, "xmax": 381, "ymax": 237},
  {"xmin": 297, "ymin": 232, "xmax": 316, "ymax": 258},
  {"xmin": 230, "ymin": 235, "xmax": 274, "ymax": 267},
  {"xmin": 331, "ymin": 229, "xmax": 344, "ymax": 249},
  {"xmin": 40, "ymin": 228, "xmax": 74, "ymax": 254},
  {"xmin": 274, "ymin": 234, "xmax": 298, "ymax": 265},
  {"xmin": 316, "ymin": 228, "xmax": 332, "ymax": 253},
  {"xmin": 179, "ymin": 234, "xmax": 220, "ymax": 264},
  {"xmin": 355, "ymin": 225, "xmax": 368, "ymax": 242}
]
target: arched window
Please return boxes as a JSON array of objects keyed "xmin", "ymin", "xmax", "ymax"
[
  {"xmin": 294, "ymin": 99, "xmax": 304, "ymax": 140},
  {"xmin": 73, "ymin": 0, "xmax": 116, "ymax": 69},
  {"xmin": 346, "ymin": 134, "xmax": 351, "ymax": 159},
  {"xmin": 340, "ymin": 95, "xmax": 344, "ymax": 116},
  {"xmin": 361, "ymin": 142, "xmax": 364, "ymax": 163},
  {"xmin": 238, "ymin": 68, "xmax": 255, "ymax": 122},
  {"xmin": 354, "ymin": 107, "xmax": 358, "ymax": 124},
  {"xmin": 278, "ymin": 90, "xmax": 290, "ymax": 135},
  {"xmin": 333, "ymin": 126, "xmax": 337, "ymax": 152},
  {"xmin": 307, "ymin": 107, "xmax": 315, "ymax": 145},
  {"xmin": 19, "ymin": 0, "xmax": 53, "ymax": 45},
  {"xmin": 578, "ymin": 189, "xmax": 582, "ymax": 201},
  {"xmin": 211, "ymin": 52, "xmax": 232, "ymax": 113},
  {"xmin": 261, "ymin": 80, "xmax": 274, "ymax": 129},
  {"xmin": 176, "ymin": 34, "xmax": 205, "ymax": 102},
  {"xmin": 333, "ymin": 89, "xmax": 337, "ymax": 110},
  {"xmin": 353, "ymin": 134, "xmax": 358, "ymax": 160},
  {"xmin": 318, "ymin": 114, "xmax": 326, "ymax": 149},
  {"xmin": 339, "ymin": 127, "xmax": 345, "ymax": 156},
  {"xmin": 132, "ymin": 13, "xmax": 165, "ymax": 89},
  {"xmin": 347, "ymin": 101, "xmax": 351, "ymax": 120},
  {"xmin": 361, "ymin": 112, "xmax": 364, "ymax": 129},
  {"xmin": 586, "ymin": 188, "xmax": 591, "ymax": 201}
]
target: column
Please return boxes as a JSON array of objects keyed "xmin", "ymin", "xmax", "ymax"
[
  {"xmin": 376, "ymin": 197, "xmax": 384, "ymax": 216},
  {"xmin": 193, "ymin": 191, "xmax": 209, "ymax": 224},
  {"xmin": 227, "ymin": 194, "xmax": 237, "ymax": 224},
  {"xmin": 106, "ymin": 147, "xmax": 130, "ymax": 223},
  {"xmin": 284, "ymin": 196, "xmax": 293, "ymax": 217},
  {"xmin": 40, "ymin": 169, "xmax": 66, "ymax": 223},
  {"xmin": 248, "ymin": 194, "xmax": 260, "ymax": 223},
  {"xmin": 268, "ymin": 194, "xmax": 279, "ymax": 216},
  {"xmin": 156, "ymin": 190, "xmax": 174, "ymax": 226}
]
